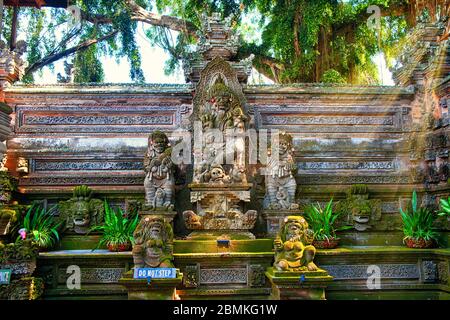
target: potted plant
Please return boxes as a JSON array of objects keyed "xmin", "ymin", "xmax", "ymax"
[
  {"xmin": 16, "ymin": 203, "xmax": 61, "ymax": 251},
  {"xmin": 90, "ymin": 200, "xmax": 139, "ymax": 252},
  {"xmin": 304, "ymin": 199, "xmax": 352, "ymax": 249},
  {"xmin": 400, "ymin": 191, "xmax": 439, "ymax": 248},
  {"xmin": 438, "ymin": 196, "xmax": 450, "ymax": 220}
]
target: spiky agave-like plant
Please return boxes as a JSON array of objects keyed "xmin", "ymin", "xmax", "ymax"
[
  {"xmin": 304, "ymin": 199, "xmax": 352, "ymax": 241},
  {"xmin": 17, "ymin": 203, "xmax": 61, "ymax": 249},
  {"xmin": 90, "ymin": 200, "xmax": 139, "ymax": 250},
  {"xmin": 438, "ymin": 197, "xmax": 450, "ymax": 217},
  {"xmin": 400, "ymin": 191, "xmax": 439, "ymax": 242}
]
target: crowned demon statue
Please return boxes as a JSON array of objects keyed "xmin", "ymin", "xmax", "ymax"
[
  {"xmin": 144, "ymin": 131, "xmax": 175, "ymax": 210},
  {"xmin": 264, "ymin": 132, "xmax": 299, "ymax": 210}
]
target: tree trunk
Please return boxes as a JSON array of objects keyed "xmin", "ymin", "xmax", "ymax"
[{"xmin": 9, "ymin": 6, "xmax": 19, "ymax": 50}]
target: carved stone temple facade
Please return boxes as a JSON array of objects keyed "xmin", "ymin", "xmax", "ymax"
[{"xmin": 0, "ymin": 15, "xmax": 448, "ymax": 300}]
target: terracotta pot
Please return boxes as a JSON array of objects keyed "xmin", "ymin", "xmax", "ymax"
[
  {"xmin": 404, "ymin": 238, "xmax": 435, "ymax": 249},
  {"xmin": 107, "ymin": 242, "xmax": 131, "ymax": 252},
  {"xmin": 312, "ymin": 238, "xmax": 339, "ymax": 249}
]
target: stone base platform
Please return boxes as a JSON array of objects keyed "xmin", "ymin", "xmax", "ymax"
[
  {"xmin": 35, "ymin": 246, "xmax": 450, "ymax": 300},
  {"xmin": 265, "ymin": 267, "xmax": 333, "ymax": 300},
  {"xmin": 119, "ymin": 269, "xmax": 183, "ymax": 300},
  {"xmin": 184, "ymin": 230, "xmax": 256, "ymax": 240},
  {"xmin": 174, "ymin": 239, "xmax": 274, "ymax": 299}
]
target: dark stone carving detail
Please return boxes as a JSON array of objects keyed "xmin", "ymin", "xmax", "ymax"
[
  {"xmin": 298, "ymin": 161, "xmax": 394, "ymax": 171},
  {"xmin": 262, "ymin": 114, "xmax": 394, "ymax": 126},
  {"xmin": 437, "ymin": 261, "xmax": 449, "ymax": 284},
  {"xmin": 421, "ymin": 261, "xmax": 438, "ymax": 283},
  {"xmin": 183, "ymin": 265, "xmax": 200, "ymax": 288},
  {"xmin": 33, "ymin": 160, "xmax": 143, "ymax": 172},
  {"xmin": 0, "ymin": 261, "xmax": 36, "ymax": 276},
  {"xmin": 24, "ymin": 115, "xmax": 173, "ymax": 126},
  {"xmin": 253, "ymin": 105, "xmax": 408, "ymax": 132},
  {"xmin": 321, "ymin": 264, "xmax": 419, "ymax": 280},
  {"xmin": 199, "ymin": 268, "xmax": 248, "ymax": 284},
  {"xmin": 20, "ymin": 175, "xmax": 144, "ymax": 186},
  {"xmin": 298, "ymin": 175, "xmax": 410, "ymax": 185},
  {"xmin": 15, "ymin": 105, "xmax": 182, "ymax": 133},
  {"xmin": 248, "ymin": 265, "xmax": 266, "ymax": 287},
  {"xmin": 58, "ymin": 268, "xmax": 124, "ymax": 284}
]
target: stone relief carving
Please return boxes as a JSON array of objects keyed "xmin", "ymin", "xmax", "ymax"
[
  {"xmin": 183, "ymin": 265, "xmax": 200, "ymax": 288},
  {"xmin": 58, "ymin": 185, "xmax": 104, "ymax": 234},
  {"xmin": 183, "ymin": 57, "xmax": 257, "ymax": 237},
  {"xmin": 335, "ymin": 185, "xmax": 381, "ymax": 231}
]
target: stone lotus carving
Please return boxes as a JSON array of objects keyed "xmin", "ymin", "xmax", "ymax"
[
  {"xmin": 143, "ymin": 131, "xmax": 175, "ymax": 210},
  {"xmin": 58, "ymin": 186, "xmax": 104, "ymax": 234},
  {"xmin": 264, "ymin": 132, "xmax": 299, "ymax": 210},
  {"xmin": 273, "ymin": 216, "xmax": 318, "ymax": 271},
  {"xmin": 132, "ymin": 215, "xmax": 174, "ymax": 268}
]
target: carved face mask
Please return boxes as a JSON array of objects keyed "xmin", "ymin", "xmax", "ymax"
[
  {"xmin": 149, "ymin": 221, "xmax": 163, "ymax": 239},
  {"xmin": 279, "ymin": 141, "xmax": 289, "ymax": 155},
  {"xmin": 210, "ymin": 167, "xmax": 225, "ymax": 181},
  {"xmin": 151, "ymin": 138, "xmax": 168, "ymax": 153},
  {"xmin": 73, "ymin": 201, "xmax": 90, "ymax": 226}
]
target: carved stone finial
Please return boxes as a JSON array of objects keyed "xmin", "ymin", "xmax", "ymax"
[{"xmin": 0, "ymin": 42, "xmax": 29, "ymax": 88}]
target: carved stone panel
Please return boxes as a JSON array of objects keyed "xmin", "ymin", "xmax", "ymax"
[
  {"xmin": 321, "ymin": 264, "xmax": 420, "ymax": 280},
  {"xmin": 199, "ymin": 268, "xmax": 248, "ymax": 285}
]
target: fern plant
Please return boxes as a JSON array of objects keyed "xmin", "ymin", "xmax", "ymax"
[
  {"xmin": 17, "ymin": 203, "xmax": 61, "ymax": 249},
  {"xmin": 90, "ymin": 200, "xmax": 139, "ymax": 250},
  {"xmin": 438, "ymin": 197, "xmax": 450, "ymax": 217},
  {"xmin": 400, "ymin": 191, "xmax": 439, "ymax": 242},
  {"xmin": 304, "ymin": 199, "xmax": 352, "ymax": 241}
]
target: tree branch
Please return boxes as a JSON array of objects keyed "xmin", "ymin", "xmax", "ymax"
[
  {"xmin": 25, "ymin": 30, "xmax": 118, "ymax": 76},
  {"xmin": 125, "ymin": 0, "xmax": 198, "ymax": 38}
]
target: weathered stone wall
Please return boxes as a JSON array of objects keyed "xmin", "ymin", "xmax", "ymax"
[
  {"xmin": 4, "ymin": 84, "xmax": 192, "ymax": 198},
  {"xmin": 3, "ymin": 82, "xmax": 426, "ymax": 240}
]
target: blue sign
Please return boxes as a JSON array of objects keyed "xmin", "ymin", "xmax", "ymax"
[
  {"xmin": 134, "ymin": 268, "xmax": 176, "ymax": 279},
  {"xmin": 0, "ymin": 269, "xmax": 11, "ymax": 285}
]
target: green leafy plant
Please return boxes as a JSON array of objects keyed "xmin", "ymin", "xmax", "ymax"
[
  {"xmin": 400, "ymin": 191, "xmax": 439, "ymax": 242},
  {"xmin": 90, "ymin": 200, "xmax": 139, "ymax": 250},
  {"xmin": 438, "ymin": 197, "xmax": 450, "ymax": 217},
  {"xmin": 304, "ymin": 199, "xmax": 352, "ymax": 241},
  {"xmin": 17, "ymin": 203, "xmax": 61, "ymax": 249}
]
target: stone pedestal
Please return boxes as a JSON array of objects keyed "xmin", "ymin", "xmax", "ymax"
[
  {"xmin": 265, "ymin": 267, "xmax": 333, "ymax": 300},
  {"xmin": 262, "ymin": 210, "xmax": 303, "ymax": 237},
  {"xmin": 119, "ymin": 269, "xmax": 183, "ymax": 300},
  {"xmin": 184, "ymin": 183, "xmax": 257, "ymax": 240}
]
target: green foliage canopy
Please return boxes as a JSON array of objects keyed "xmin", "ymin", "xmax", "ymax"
[{"xmin": 0, "ymin": 0, "xmax": 441, "ymax": 84}]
